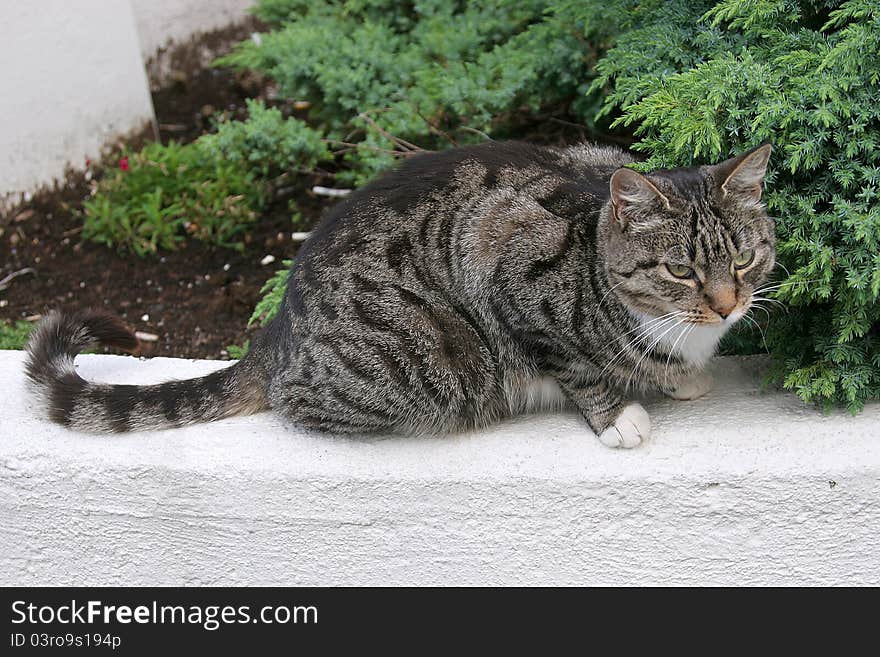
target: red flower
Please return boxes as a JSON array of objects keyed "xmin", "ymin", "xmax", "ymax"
[{"xmin": 119, "ymin": 156, "xmax": 129, "ymax": 172}]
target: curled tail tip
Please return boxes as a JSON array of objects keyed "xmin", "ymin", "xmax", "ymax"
[
  {"xmin": 25, "ymin": 309, "xmax": 139, "ymax": 384},
  {"xmin": 75, "ymin": 309, "xmax": 140, "ymax": 353},
  {"xmin": 28, "ymin": 309, "xmax": 138, "ymax": 353}
]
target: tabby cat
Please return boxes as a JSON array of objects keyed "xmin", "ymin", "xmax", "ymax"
[{"xmin": 26, "ymin": 141, "xmax": 774, "ymax": 448}]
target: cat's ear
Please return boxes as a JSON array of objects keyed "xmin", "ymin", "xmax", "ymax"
[
  {"xmin": 714, "ymin": 143, "xmax": 772, "ymax": 203},
  {"xmin": 609, "ymin": 168, "xmax": 671, "ymax": 229}
]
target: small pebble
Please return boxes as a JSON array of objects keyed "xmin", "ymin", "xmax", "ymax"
[
  {"xmin": 141, "ymin": 314, "xmax": 149, "ymax": 322},
  {"xmin": 261, "ymin": 254, "xmax": 276, "ymax": 266},
  {"xmin": 313, "ymin": 186, "xmax": 352, "ymax": 198},
  {"xmin": 223, "ymin": 263, "xmax": 230, "ymax": 272}
]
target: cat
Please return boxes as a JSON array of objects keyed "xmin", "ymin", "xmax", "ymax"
[{"xmin": 25, "ymin": 140, "xmax": 774, "ymax": 448}]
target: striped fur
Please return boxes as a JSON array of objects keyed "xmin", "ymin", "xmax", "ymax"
[
  {"xmin": 25, "ymin": 310, "xmax": 267, "ymax": 432},
  {"xmin": 26, "ymin": 141, "xmax": 774, "ymax": 443}
]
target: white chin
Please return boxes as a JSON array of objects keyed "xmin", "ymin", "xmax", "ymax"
[{"xmin": 725, "ymin": 309, "xmax": 745, "ymax": 325}]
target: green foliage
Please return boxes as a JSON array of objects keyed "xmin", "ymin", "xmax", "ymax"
[
  {"xmin": 0, "ymin": 320, "xmax": 32, "ymax": 350},
  {"xmin": 199, "ymin": 99, "xmax": 330, "ymax": 177},
  {"xmin": 226, "ymin": 341, "xmax": 251, "ymax": 359},
  {"xmin": 249, "ymin": 260, "xmax": 293, "ymax": 327},
  {"xmin": 219, "ymin": 0, "xmax": 616, "ymax": 183},
  {"xmin": 83, "ymin": 99, "xmax": 332, "ymax": 256},
  {"xmin": 592, "ymin": 0, "xmax": 880, "ymax": 411},
  {"xmin": 82, "ymin": 141, "xmax": 265, "ymax": 255}
]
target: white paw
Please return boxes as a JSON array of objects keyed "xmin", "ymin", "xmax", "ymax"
[
  {"xmin": 665, "ymin": 372, "xmax": 713, "ymax": 401},
  {"xmin": 598, "ymin": 403, "xmax": 651, "ymax": 449}
]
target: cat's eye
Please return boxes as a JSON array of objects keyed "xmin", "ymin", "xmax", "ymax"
[
  {"xmin": 734, "ymin": 249, "xmax": 755, "ymax": 269},
  {"xmin": 666, "ymin": 263, "xmax": 694, "ymax": 279}
]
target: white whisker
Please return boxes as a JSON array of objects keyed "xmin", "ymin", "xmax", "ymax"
[
  {"xmin": 625, "ymin": 317, "xmax": 684, "ymax": 392},
  {"xmin": 741, "ymin": 312, "xmax": 770, "ymax": 354},
  {"xmin": 747, "ymin": 301, "xmax": 772, "ymax": 321},
  {"xmin": 663, "ymin": 321, "xmax": 694, "ymax": 390},
  {"xmin": 599, "ymin": 313, "xmax": 685, "ymax": 380},
  {"xmin": 596, "ymin": 280, "xmax": 627, "ymax": 312}
]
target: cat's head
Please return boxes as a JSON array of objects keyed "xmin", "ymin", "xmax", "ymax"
[{"xmin": 601, "ymin": 144, "xmax": 775, "ymax": 328}]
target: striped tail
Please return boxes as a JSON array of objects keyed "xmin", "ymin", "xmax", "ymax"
[{"xmin": 25, "ymin": 310, "xmax": 268, "ymax": 432}]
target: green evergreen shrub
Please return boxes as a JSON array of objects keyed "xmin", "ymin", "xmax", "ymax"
[
  {"xmin": 199, "ymin": 99, "xmax": 330, "ymax": 178},
  {"xmin": 216, "ymin": 0, "xmax": 614, "ymax": 183},
  {"xmin": 591, "ymin": 0, "xmax": 880, "ymax": 411}
]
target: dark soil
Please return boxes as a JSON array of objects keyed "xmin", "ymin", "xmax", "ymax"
[
  {"xmin": 148, "ymin": 20, "xmax": 272, "ymax": 145},
  {"xmin": 0, "ymin": 25, "xmax": 334, "ymax": 360}
]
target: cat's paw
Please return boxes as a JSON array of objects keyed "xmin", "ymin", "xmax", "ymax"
[
  {"xmin": 597, "ymin": 403, "xmax": 651, "ymax": 449},
  {"xmin": 664, "ymin": 372, "xmax": 713, "ymax": 401}
]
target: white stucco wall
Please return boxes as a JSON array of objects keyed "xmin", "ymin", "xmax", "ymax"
[
  {"xmin": 0, "ymin": 1, "xmax": 155, "ymax": 205},
  {"xmin": 131, "ymin": 0, "xmax": 254, "ymax": 59},
  {"xmin": 0, "ymin": 0, "xmax": 254, "ymax": 206},
  {"xmin": 1, "ymin": 349, "xmax": 878, "ymax": 586}
]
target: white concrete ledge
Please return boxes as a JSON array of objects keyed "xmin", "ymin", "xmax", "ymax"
[{"xmin": 1, "ymin": 350, "xmax": 878, "ymax": 585}]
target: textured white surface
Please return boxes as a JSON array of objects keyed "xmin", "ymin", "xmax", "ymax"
[
  {"xmin": 131, "ymin": 0, "xmax": 254, "ymax": 58},
  {"xmin": 0, "ymin": 1, "xmax": 155, "ymax": 203},
  {"xmin": 1, "ymin": 349, "xmax": 878, "ymax": 585},
  {"xmin": 0, "ymin": 0, "xmax": 254, "ymax": 203}
]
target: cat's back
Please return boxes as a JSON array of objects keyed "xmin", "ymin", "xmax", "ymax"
[
  {"xmin": 302, "ymin": 140, "xmax": 632, "ymax": 242},
  {"xmin": 290, "ymin": 140, "xmax": 634, "ymax": 291}
]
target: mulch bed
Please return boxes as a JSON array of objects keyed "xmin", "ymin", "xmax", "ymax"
[{"xmin": 0, "ymin": 27, "xmax": 333, "ymax": 360}]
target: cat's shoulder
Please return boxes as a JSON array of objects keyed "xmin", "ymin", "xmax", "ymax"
[{"xmin": 553, "ymin": 142, "xmax": 637, "ymax": 171}]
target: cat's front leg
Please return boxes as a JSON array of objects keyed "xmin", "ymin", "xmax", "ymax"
[
  {"xmin": 663, "ymin": 371, "xmax": 713, "ymax": 401},
  {"xmin": 557, "ymin": 379, "xmax": 651, "ymax": 449}
]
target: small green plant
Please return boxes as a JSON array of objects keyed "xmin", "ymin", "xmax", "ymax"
[
  {"xmin": 225, "ymin": 341, "xmax": 251, "ymax": 359},
  {"xmin": 83, "ymin": 99, "xmax": 334, "ymax": 256},
  {"xmin": 249, "ymin": 260, "xmax": 293, "ymax": 327},
  {"xmin": 232, "ymin": 259, "xmax": 291, "ymax": 359},
  {"xmin": 200, "ymin": 99, "xmax": 330, "ymax": 178},
  {"xmin": 82, "ymin": 141, "xmax": 265, "ymax": 255},
  {"xmin": 0, "ymin": 320, "xmax": 33, "ymax": 350}
]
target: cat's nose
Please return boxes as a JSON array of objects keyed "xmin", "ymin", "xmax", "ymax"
[{"xmin": 707, "ymin": 289, "xmax": 737, "ymax": 319}]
